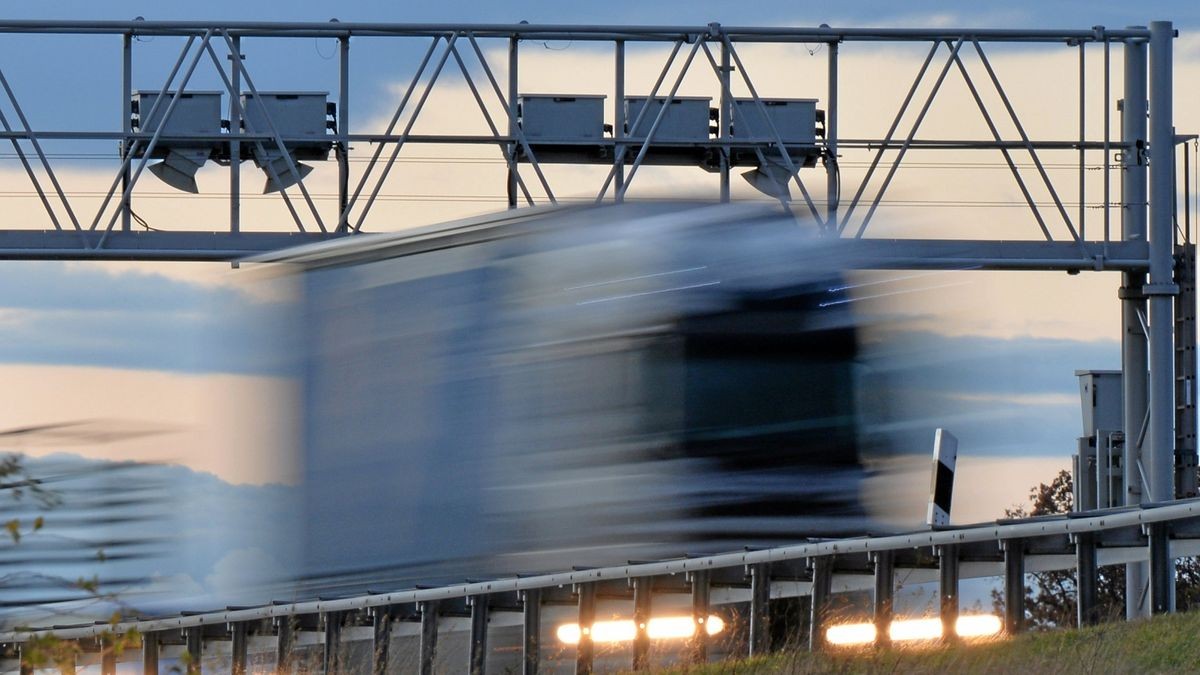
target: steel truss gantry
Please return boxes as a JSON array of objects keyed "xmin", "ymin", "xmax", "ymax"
[
  {"xmin": 0, "ymin": 19, "xmax": 1184, "ymax": 267},
  {"xmin": 0, "ymin": 17, "xmax": 1194, "ymax": 630}
]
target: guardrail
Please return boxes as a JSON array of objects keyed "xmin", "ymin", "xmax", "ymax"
[{"xmin": 5, "ymin": 498, "xmax": 1200, "ymax": 673}]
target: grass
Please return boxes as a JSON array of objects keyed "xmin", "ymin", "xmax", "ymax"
[{"xmin": 643, "ymin": 611, "xmax": 1200, "ymax": 674}]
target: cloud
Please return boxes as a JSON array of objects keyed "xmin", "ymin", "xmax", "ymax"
[{"xmin": 0, "ymin": 261, "xmax": 294, "ymax": 375}]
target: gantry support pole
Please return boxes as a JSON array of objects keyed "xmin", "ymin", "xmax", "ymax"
[
  {"xmin": 825, "ymin": 39, "xmax": 839, "ymax": 231},
  {"xmin": 1121, "ymin": 26, "xmax": 1151, "ymax": 620},
  {"xmin": 506, "ymin": 37, "xmax": 519, "ymax": 209},
  {"xmin": 1147, "ymin": 19, "xmax": 1176, "ymax": 614}
]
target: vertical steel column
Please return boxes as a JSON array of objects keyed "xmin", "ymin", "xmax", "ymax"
[
  {"xmin": 507, "ymin": 37, "xmax": 519, "ymax": 209},
  {"xmin": 747, "ymin": 563, "xmax": 770, "ymax": 656},
  {"xmin": 1079, "ymin": 41, "xmax": 1086, "ymax": 240},
  {"xmin": 275, "ymin": 616, "xmax": 293, "ymax": 674},
  {"xmin": 1121, "ymin": 27, "xmax": 1150, "ymax": 620},
  {"xmin": 825, "ymin": 40, "xmax": 838, "ymax": 231},
  {"xmin": 1076, "ymin": 533, "xmax": 1100, "ymax": 626},
  {"xmin": 322, "ymin": 611, "xmax": 343, "ymax": 675},
  {"xmin": 689, "ymin": 570, "xmax": 710, "ymax": 665},
  {"xmin": 229, "ymin": 36, "xmax": 242, "ymax": 234},
  {"xmin": 614, "ymin": 40, "xmax": 625, "ymax": 202},
  {"xmin": 418, "ymin": 600, "xmax": 439, "ymax": 675},
  {"xmin": 521, "ymin": 589, "xmax": 541, "ymax": 675},
  {"xmin": 872, "ymin": 551, "xmax": 894, "ymax": 647},
  {"xmin": 1003, "ymin": 540, "xmax": 1025, "ymax": 634},
  {"xmin": 469, "ymin": 595, "xmax": 490, "ymax": 675},
  {"xmin": 632, "ymin": 578, "xmax": 652, "ymax": 670},
  {"xmin": 185, "ymin": 627, "xmax": 202, "ymax": 674},
  {"xmin": 337, "ymin": 35, "xmax": 350, "ymax": 230},
  {"xmin": 371, "ymin": 606, "xmax": 393, "ymax": 675},
  {"xmin": 1147, "ymin": 20, "xmax": 1177, "ymax": 505},
  {"xmin": 938, "ymin": 545, "xmax": 960, "ymax": 642},
  {"xmin": 1146, "ymin": 22, "xmax": 1178, "ymax": 615},
  {"xmin": 718, "ymin": 39, "xmax": 731, "ymax": 203},
  {"xmin": 575, "ymin": 584, "xmax": 596, "ymax": 675},
  {"xmin": 121, "ymin": 33, "xmax": 132, "ymax": 233},
  {"xmin": 809, "ymin": 557, "xmax": 833, "ymax": 652},
  {"xmin": 141, "ymin": 631, "xmax": 158, "ymax": 675},
  {"xmin": 1148, "ymin": 522, "xmax": 1174, "ymax": 613},
  {"xmin": 230, "ymin": 622, "xmax": 248, "ymax": 675}
]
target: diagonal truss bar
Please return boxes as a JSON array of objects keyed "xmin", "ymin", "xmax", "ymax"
[
  {"xmin": 595, "ymin": 39, "xmax": 684, "ymax": 202},
  {"xmin": 462, "ymin": 34, "xmax": 557, "ymax": 204},
  {"xmin": 839, "ymin": 41, "xmax": 940, "ymax": 235},
  {"xmin": 92, "ymin": 32, "xmax": 209, "ymax": 248},
  {"xmin": 0, "ymin": 68, "xmax": 82, "ymax": 232},
  {"xmin": 950, "ymin": 53, "xmax": 1054, "ymax": 241},
  {"xmin": 0, "ymin": 106, "xmax": 64, "ymax": 231},
  {"xmin": 351, "ymin": 33, "xmax": 460, "ymax": 233},
  {"xmin": 448, "ymin": 42, "xmax": 536, "ymax": 206},
  {"xmin": 337, "ymin": 36, "xmax": 439, "ymax": 231},
  {"xmin": 853, "ymin": 37, "xmax": 965, "ymax": 239},
  {"xmin": 617, "ymin": 37, "xmax": 705, "ymax": 201},
  {"xmin": 201, "ymin": 39, "xmax": 308, "ymax": 233},
  {"xmin": 973, "ymin": 38, "xmax": 1081, "ymax": 243},
  {"xmin": 720, "ymin": 38, "xmax": 824, "ymax": 225},
  {"xmin": 221, "ymin": 31, "xmax": 328, "ymax": 233}
]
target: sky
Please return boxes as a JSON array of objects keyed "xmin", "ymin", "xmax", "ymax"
[{"xmin": 0, "ymin": 1, "xmax": 1198, "ymax": 614}]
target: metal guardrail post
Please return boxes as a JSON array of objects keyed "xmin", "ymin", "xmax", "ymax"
[
  {"xmin": 521, "ymin": 589, "xmax": 541, "ymax": 675},
  {"xmin": 141, "ymin": 631, "xmax": 158, "ymax": 675},
  {"xmin": 1003, "ymin": 539, "xmax": 1026, "ymax": 634},
  {"xmin": 809, "ymin": 556, "xmax": 833, "ymax": 652},
  {"xmin": 230, "ymin": 622, "xmax": 248, "ymax": 675},
  {"xmin": 100, "ymin": 640, "xmax": 116, "ymax": 675},
  {"xmin": 938, "ymin": 544, "xmax": 960, "ymax": 641},
  {"xmin": 747, "ymin": 563, "xmax": 770, "ymax": 656},
  {"xmin": 689, "ymin": 570, "xmax": 710, "ymax": 665},
  {"xmin": 371, "ymin": 606, "xmax": 394, "ymax": 675},
  {"xmin": 469, "ymin": 595, "xmax": 490, "ymax": 675},
  {"xmin": 185, "ymin": 627, "xmax": 202, "ymax": 674},
  {"xmin": 632, "ymin": 577, "xmax": 652, "ymax": 670},
  {"xmin": 418, "ymin": 600, "xmax": 440, "ymax": 675},
  {"xmin": 872, "ymin": 551, "xmax": 894, "ymax": 646},
  {"xmin": 1076, "ymin": 533, "xmax": 1100, "ymax": 626},
  {"xmin": 322, "ymin": 611, "xmax": 343, "ymax": 675},
  {"xmin": 575, "ymin": 583, "xmax": 596, "ymax": 675},
  {"xmin": 1148, "ymin": 522, "xmax": 1174, "ymax": 613},
  {"xmin": 275, "ymin": 616, "xmax": 294, "ymax": 674}
]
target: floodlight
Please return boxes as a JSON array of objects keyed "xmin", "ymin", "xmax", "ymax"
[
  {"xmin": 741, "ymin": 161, "xmax": 793, "ymax": 201},
  {"xmin": 258, "ymin": 154, "xmax": 314, "ymax": 194},
  {"xmin": 148, "ymin": 148, "xmax": 212, "ymax": 193}
]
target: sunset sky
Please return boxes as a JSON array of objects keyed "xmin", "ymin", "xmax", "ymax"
[{"xmin": 0, "ymin": 1, "xmax": 1198, "ymax": 608}]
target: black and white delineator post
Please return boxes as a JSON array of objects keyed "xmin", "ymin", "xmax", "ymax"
[{"xmin": 926, "ymin": 429, "xmax": 958, "ymax": 527}]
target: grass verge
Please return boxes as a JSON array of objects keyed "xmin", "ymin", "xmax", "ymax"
[{"xmin": 645, "ymin": 611, "xmax": 1200, "ymax": 674}]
